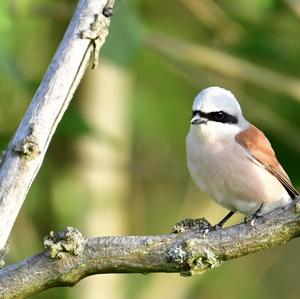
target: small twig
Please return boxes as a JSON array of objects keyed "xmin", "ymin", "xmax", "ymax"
[{"xmin": 1, "ymin": 199, "xmax": 300, "ymax": 298}]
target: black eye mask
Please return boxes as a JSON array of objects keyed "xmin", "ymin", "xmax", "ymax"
[{"xmin": 192, "ymin": 110, "xmax": 238, "ymax": 124}]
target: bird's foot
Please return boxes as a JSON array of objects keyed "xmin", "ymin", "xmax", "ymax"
[
  {"xmin": 212, "ymin": 223, "xmax": 223, "ymax": 231},
  {"xmin": 244, "ymin": 205, "xmax": 264, "ymax": 226},
  {"xmin": 243, "ymin": 215, "xmax": 258, "ymax": 227},
  {"xmin": 212, "ymin": 210, "xmax": 236, "ymax": 230}
]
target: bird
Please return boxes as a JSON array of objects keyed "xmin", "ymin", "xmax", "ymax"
[{"xmin": 186, "ymin": 86, "xmax": 299, "ymax": 228}]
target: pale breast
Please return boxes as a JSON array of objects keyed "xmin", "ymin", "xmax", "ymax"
[{"xmin": 186, "ymin": 131, "xmax": 290, "ymax": 215}]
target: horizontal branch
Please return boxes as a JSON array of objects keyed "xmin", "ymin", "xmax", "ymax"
[{"xmin": 1, "ymin": 199, "xmax": 300, "ymax": 299}]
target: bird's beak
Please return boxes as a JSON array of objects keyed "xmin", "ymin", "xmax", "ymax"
[{"xmin": 191, "ymin": 114, "xmax": 207, "ymax": 125}]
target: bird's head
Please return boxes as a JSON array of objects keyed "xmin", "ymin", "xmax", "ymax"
[{"xmin": 190, "ymin": 87, "xmax": 249, "ymax": 142}]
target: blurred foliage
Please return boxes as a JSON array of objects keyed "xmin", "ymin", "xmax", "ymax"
[{"xmin": 1, "ymin": 0, "xmax": 300, "ymax": 298}]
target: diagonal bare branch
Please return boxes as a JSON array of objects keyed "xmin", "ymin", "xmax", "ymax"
[{"xmin": 0, "ymin": 0, "xmax": 114, "ymax": 256}]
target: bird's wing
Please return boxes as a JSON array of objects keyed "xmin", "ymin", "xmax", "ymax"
[{"xmin": 235, "ymin": 125, "xmax": 299, "ymax": 198}]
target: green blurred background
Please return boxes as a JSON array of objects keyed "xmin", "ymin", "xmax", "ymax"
[{"xmin": 1, "ymin": 0, "xmax": 300, "ymax": 298}]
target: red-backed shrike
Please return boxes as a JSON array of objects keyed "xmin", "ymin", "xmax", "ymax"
[{"xmin": 186, "ymin": 87, "xmax": 299, "ymax": 228}]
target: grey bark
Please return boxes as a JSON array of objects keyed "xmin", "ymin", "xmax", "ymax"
[
  {"xmin": 0, "ymin": 0, "xmax": 114, "ymax": 254},
  {"xmin": 0, "ymin": 199, "xmax": 300, "ymax": 299}
]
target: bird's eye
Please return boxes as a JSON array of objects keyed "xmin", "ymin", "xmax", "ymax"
[{"xmin": 214, "ymin": 111, "xmax": 225, "ymax": 121}]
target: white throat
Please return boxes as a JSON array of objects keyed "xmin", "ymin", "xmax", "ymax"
[{"xmin": 189, "ymin": 118, "xmax": 249, "ymax": 144}]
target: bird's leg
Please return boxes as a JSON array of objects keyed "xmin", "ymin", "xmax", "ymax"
[
  {"xmin": 253, "ymin": 204, "xmax": 264, "ymax": 217},
  {"xmin": 247, "ymin": 204, "xmax": 264, "ymax": 226},
  {"xmin": 213, "ymin": 210, "xmax": 235, "ymax": 230}
]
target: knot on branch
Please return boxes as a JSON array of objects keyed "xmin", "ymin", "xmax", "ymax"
[
  {"xmin": 184, "ymin": 241, "xmax": 222, "ymax": 276},
  {"xmin": 44, "ymin": 227, "xmax": 84, "ymax": 259},
  {"xmin": 80, "ymin": 12, "xmax": 110, "ymax": 68},
  {"xmin": 13, "ymin": 125, "xmax": 40, "ymax": 160},
  {"xmin": 172, "ymin": 218, "xmax": 212, "ymax": 233},
  {"xmin": 102, "ymin": 5, "xmax": 113, "ymax": 18},
  {"xmin": 166, "ymin": 238, "xmax": 222, "ymax": 276},
  {"xmin": 167, "ymin": 218, "xmax": 222, "ymax": 276}
]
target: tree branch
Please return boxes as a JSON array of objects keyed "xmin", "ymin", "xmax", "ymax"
[
  {"xmin": 0, "ymin": 0, "xmax": 114, "ymax": 255},
  {"xmin": 1, "ymin": 199, "xmax": 300, "ymax": 299}
]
